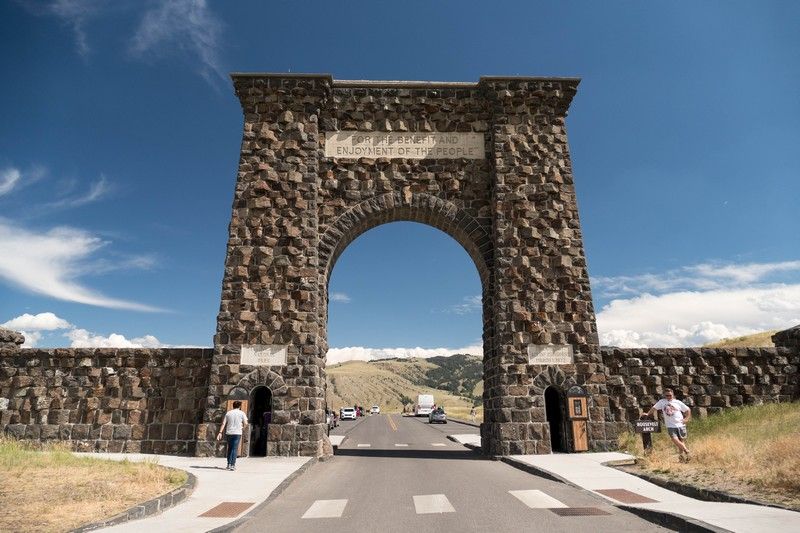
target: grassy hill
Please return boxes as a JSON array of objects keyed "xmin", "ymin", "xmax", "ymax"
[
  {"xmin": 702, "ymin": 330, "xmax": 777, "ymax": 348},
  {"xmin": 326, "ymin": 354, "xmax": 483, "ymax": 420}
]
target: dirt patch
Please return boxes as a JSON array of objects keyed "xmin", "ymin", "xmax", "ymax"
[{"xmin": 0, "ymin": 438, "xmax": 187, "ymax": 533}]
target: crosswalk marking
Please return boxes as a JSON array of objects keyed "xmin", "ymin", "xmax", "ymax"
[
  {"xmin": 431, "ymin": 443, "xmax": 446, "ymax": 447},
  {"xmin": 357, "ymin": 443, "xmax": 371, "ymax": 447},
  {"xmin": 302, "ymin": 499, "xmax": 348, "ymax": 519},
  {"xmin": 395, "ymin": 443, "xmax": 409, "ymax": 447},
  {"xmin": 509, "ymin": 490, "xmax": 567, "ymax": 509},
  {"xmin": 413, "ymin": 494, "xmax": 455, "ymax": 514}
]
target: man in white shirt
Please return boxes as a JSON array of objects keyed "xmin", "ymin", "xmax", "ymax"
[
  {"xmin": 217, "ymin": 401, "xmax": 249, "ymax": 471},
  {"xmin": 645, "ymin": 388, "xmax": 692, "ymax": 459}
]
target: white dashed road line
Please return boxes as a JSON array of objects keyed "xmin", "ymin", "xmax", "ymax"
[
  {"xmin": 357, "ymin": 443, "xmax": 371, "ymax": 447},
  {"xmin": 431, "ymin": 443, "xmax": 446, "ymax": 447},
  {"xmin": 509, "ymin": 489, "xmax": 567, "ymax": 509},
  {"xmin": 413, "ymin": 494, "xmax": 456, "ymax": 514},
  {"xmin": 394, "ymin": 443, "xmax": 409, "ymax": 447},
  {"xmin": 302, "ymin": 499, "xmax": 348, "ymax": 519}
]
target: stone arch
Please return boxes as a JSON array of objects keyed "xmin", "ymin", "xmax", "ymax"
[
  {"xmin": 232, "ymin": 368, "xmax": 287, "ymax": 398},
  {"xmin": 532, "ymin": 366, "xmax": 578, "ymax": 397},
  {"xmin": 318, "ymin": 191, "xmax": 492, "ymax": 286}
]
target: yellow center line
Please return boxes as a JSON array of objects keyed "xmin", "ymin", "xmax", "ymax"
[{"xmin": 386, "ymin": 414, "xmax": 398, "ymax": 431}]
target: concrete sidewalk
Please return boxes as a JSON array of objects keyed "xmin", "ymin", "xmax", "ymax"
[
  {"xmin": 507, "ymin": 451, "xmax": 800, "ymax": 533},
  {"xmin": 79, "ymin": 453, "xmax": 311, "ymax": 532},
  {"xmin": 446, "ymin": 435, "xmax": 800, "ymax": 532}
]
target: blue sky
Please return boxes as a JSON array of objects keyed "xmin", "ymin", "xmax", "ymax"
[{"xmin": 1, "ymin": 1, "xmax": 798, "ymax": 359}]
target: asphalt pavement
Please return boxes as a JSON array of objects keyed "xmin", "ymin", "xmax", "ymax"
[{"xmin": 234, "ymin": 414, "xmax": 671, "ymax": 533}]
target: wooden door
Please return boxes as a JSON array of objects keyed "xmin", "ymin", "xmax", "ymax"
[
  {"xmin": 225, "ymin": 400, "xmax": 248, "ymax": 457},
  {"xmin": 572, "ymin": 420, "xmax": 588, "ymax": 452}
]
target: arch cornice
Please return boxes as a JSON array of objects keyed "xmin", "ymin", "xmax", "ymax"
[{"xmin": 318, "ymin": 191, "xmax": 492, "ymax": 285}]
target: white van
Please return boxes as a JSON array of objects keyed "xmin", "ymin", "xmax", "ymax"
[{"xmin": 414, "ymin": 394, "xmax": 434, "ymax": 416}]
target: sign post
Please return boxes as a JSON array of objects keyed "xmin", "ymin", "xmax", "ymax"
[{"xmin": 634, "ymin": 416, "xmax": 661, "ymax": 451}]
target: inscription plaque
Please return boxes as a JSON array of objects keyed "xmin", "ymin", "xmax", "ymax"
[
  {"xmin": 240, "ymin": 344, "xmax": 288, "ymax": 366},
  {"xmin": 527, "ymin": 344, "xmax": 574, "ymax": 365},
  {"xmin": 325, "ymin": 131, "xmax": 485, "ymax": 160}
]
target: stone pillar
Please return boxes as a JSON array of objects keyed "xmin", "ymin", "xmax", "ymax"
[
  {"xmin": 480, "ymin": 78, "xmax": 612, "ymax": 454},
  {"xmin": 200, "ymin": 74, "xmax": 331, "ymax": 457}
]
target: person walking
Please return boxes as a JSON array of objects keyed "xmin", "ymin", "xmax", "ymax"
[
  {"xmin": 469, "ymin": 406, "xmax": 477, "ymax": 423},
  {"xmin": 217, "ymin": 400, "xmax": 248, "ymax": 471},
  {"xmin": 644, "ymin": 388, "xmax": 692, "ymax": 460}
]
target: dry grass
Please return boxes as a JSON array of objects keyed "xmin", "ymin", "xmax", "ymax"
[
  {"xmin": 326, "ymin": 359, "xmax": 483, "ymax": 421},
  {"xmin": 0, "ymin": 438, "xmax": 187, "ymax": 533},
  {"xmin": 619, "ymin": 402, "xmax": 800, "ymax": 509},
  {"xmin": 702, "ymin": 330, "xmax": 777, "ymax": 348}
]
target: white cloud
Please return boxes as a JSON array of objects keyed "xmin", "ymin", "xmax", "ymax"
[
  {"xmin": 0, "ymin": 220, "xmax": 162, "ymax": 311},
  {"xmin": 593, "ymin": 260, "xmax": 800, "ymax": 298},
  {"xmin": 19, "ymin": 331, "xmax": 43, "ymax": 348},
  {"xmin": 0, "ymin": 168, "xmax": 21, "ymax": 196},
  {"xmin": 45, "ymin": 175, "xmax": 110, "ymax": 209},
  {"xmin": 21, "ymin": 0, "xmax": 105, "ymax": 57},
  {"xmin": 597, "ymin": 285, "xmax": 800, "ymax": 348},
  {"xmin": 326, "ymin": 342, "xmax": 483, "ymax": 365},
  {"xmin": 443, "ymin": 295, "xmax": 482, "ymax": 315},
  {"xmin": 2, "ymin": 312, "xmax": 72, "ymax": 331},
  {"xmin": 330, "ymin": 292, "xmax": 351, "ymax": 303},
  {"xmin": 130, "ymin": 0, "xmax": 225, "ymax": 84},
  {"xmin": 65, "ymin": 328, "xmax": 166, "ymax": 348}
]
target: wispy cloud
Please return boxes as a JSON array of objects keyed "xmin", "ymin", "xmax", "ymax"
[
  {"xmin": 592, "ymin": 260, "xmax": 800, "ymax": 298},
  {"xmin": 44, "ymin": 175, "xmax": 110, "ymax": 209},
  {"xmin": 0, "ymin": 168, "xmax": 22, "ymax": 196},
  {"xmin": 326, "ymin": 342, "xmax": 483, "ymax": 365},
  {"xmin": 330, "ymin": 292, "xmax": 351, "ymax": 303},
  {"xmin": 595, "ymin": 259, "xmax": 800, "ymax": 348},
  {"xmin": 130, "ymin": 0, "xmax": 225, "ymax": 84},
  {"xmin": 439, "ymin": 295, "xmax": 482, "ymax": 315},
  {"xmin": 0, "ymin": 220, "xmax": 162, "ymax": 311},
  {"xmin": 20, "ymin": 0, "xmax": 106, "ymax": 57}
]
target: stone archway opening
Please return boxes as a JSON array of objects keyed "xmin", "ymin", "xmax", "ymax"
[
  {"xmin": 545, "ymin": 386, "xmax": 567, "ymax": 453},
  {"xmin": 249, "ymin": 386, "xmax": 272, "ymax": 457},
  {"xmin": 325, "ymin": 220, "xmax": 485, "ymax": 423}
]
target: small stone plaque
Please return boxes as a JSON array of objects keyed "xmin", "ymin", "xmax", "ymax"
[
  {"xmin": 240, "ymin": 344, "xmax": 288, "ymax": 366},
  {"xmin": 325, "ymin": 131, "xmax": 485, "ymax": 160},
  {"xmin": 527, "ymin": 344, "xmax": 574, "ymax": 365}
]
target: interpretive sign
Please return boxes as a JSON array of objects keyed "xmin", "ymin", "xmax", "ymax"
[
  {"xmin": 240, "ymin": 344, "xmax": 288, "ymax": 366},
  {"xmin": 527, "ymin": 344, "xmax": 574, "ymax": 365},
  {"xmin": 325, "ymin": 131, "xmax": 485, "ymax": 160},
  {"xmin": 634, "ymin": 420, "xmax": 661, "ymax": 433}
]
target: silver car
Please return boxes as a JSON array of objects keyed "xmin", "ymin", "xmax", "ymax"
[{"xmin": 429, "ymin": 408, "xmax": 447, "ymax": 424}]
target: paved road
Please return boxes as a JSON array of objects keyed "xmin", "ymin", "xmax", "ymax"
[{"xmin": 236, "ymin": 414, "xmax": 670, "ymax": 533}]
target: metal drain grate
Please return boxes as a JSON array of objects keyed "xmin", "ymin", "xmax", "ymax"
[
  {"xmin": 549, "ymin": 507, "xmax": 611, "ymax": 516},
  {"xmin": 595, "ymin": 488, "xmax": 658, "ymax": 504},
  {"xmin": 199, "ymin": 501, "xmax": 255, "ymax": 518}
]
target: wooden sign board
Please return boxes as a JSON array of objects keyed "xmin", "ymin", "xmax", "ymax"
[{"xmin": 634, "ymin": 420, "xmax": 661, "ymax": 433}]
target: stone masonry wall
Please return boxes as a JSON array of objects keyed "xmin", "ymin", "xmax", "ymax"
[
  {"xmin": 602, "ymin": 343, "xmax": 799, "ymax": 430},
  {"xmin": 1, "ymin": 331, "xmax": 211, "ymax": 455}
]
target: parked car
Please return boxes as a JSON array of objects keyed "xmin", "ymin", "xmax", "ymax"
[
  {"xmin": 340, "ymin": 407, "xmax": 357, "ymax": 420},
  {"xmin": 371, "ymin": 405, "xmax": 380, "ymax": 414},
  {"xmin": 429, "ymin": 407, "xmax": 447, "ymax": 424}
]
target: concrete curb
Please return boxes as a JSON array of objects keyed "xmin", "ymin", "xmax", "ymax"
[
  {"xmin": 206, "ymin": 457, "xmax": 318, "ymax": 533},
  {"xmin": 71, "ymin": 470, "xmax": 197, "ymax": 532},
  {"xmin": 498, "ymin": 456, "xmax": 731, "ymax": 533},
  {"xmin": 617, "ymin": 466, "xmax": 799, "ymax": 513}
]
